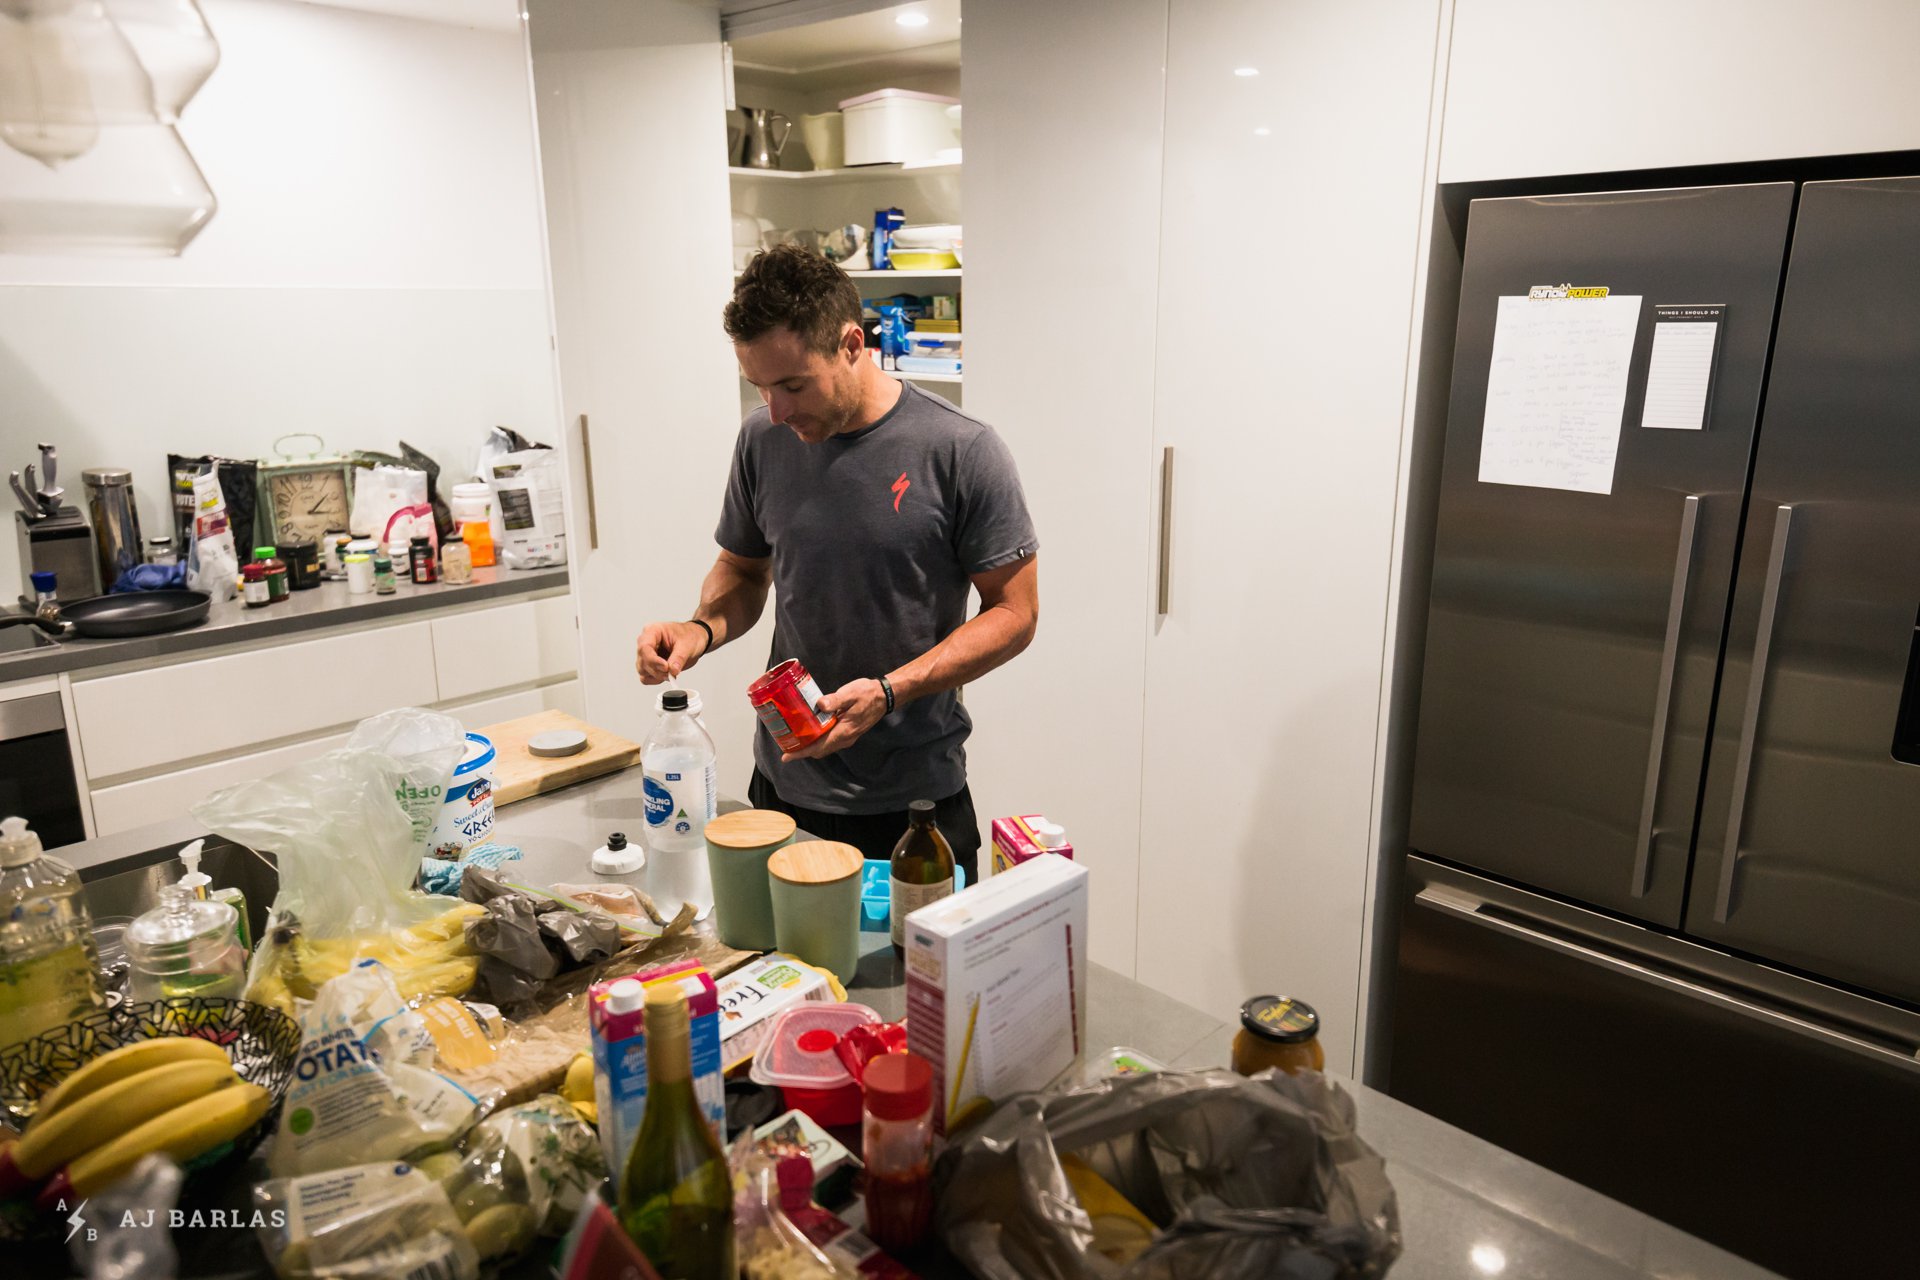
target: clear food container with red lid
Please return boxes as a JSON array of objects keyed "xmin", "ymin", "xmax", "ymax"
[{"xmin": 749, "ymin": 1002, "xmax": 881, "ymax": 1127}]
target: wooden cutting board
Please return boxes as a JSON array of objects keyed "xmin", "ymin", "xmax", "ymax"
[{"xmin": 478, "ymin": 710, "xmax": 642, "ymax": 806}]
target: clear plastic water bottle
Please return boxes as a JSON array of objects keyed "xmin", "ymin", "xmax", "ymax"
[
  {"xmin": 0, "ymin": 817, "xmax": 104, "ymax": 1054},
  {"xmin": 643, "ymin": 690, "xmax": 718, "ymax": 916}
]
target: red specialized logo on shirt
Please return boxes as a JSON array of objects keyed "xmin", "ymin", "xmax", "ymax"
[{"xmin": 891, "ymin": 472, "xmax": 911, "ymax": 512}]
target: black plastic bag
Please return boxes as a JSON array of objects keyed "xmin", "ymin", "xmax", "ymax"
[{"xmin": 935, "ymin": 1068, "xmax": 1401, "ymax": 1280}]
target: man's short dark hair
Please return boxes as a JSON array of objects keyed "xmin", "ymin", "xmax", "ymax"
[{"xmin": 724, "ymin": 244, "xmax": 863, "ymax": 356}]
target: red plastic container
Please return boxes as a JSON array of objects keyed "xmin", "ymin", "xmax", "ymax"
[
  {"xmin": 750, "ymin": 1003, "xmax": 879, "ymax": 1128},
  {"xmin": 749, "ymin": 659, "xmax": 840, "ymax": 753}
]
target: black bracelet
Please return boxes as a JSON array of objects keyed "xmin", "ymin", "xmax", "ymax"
[
  {"xmin": 689, "ymin": 618, "xmax": 714, "ymax": 656},
  {"xmin": 879, "ymin": 674, "xmax": 896, "ymax": 714}
]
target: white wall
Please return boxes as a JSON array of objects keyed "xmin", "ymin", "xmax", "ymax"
[
  {"xmin": 1441, "ymin": 0, "xmax": 1920, "ymax": 181},
  {"xmin": 0, "ymin": 0, "xmax": 557, "ymax": 593}
]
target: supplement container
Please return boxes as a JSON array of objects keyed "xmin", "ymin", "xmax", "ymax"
[
  {"xmin": 429, "ymin": 733, "xmax": 496, "ymax": 856},
  {"xmin": 343, "ymin": 553, "xmax": 373, "ymax": 595},
  {"xmin": 241, "ymin": 562, "xmax": 272, "ymax": 607},
  {"xmin": 748, "ymin": 659, "xmax": 838, "ymax": 753},
  {"xmin": 281, "ymin": 538, "xmax": 320, "ymax": 590},
  {"xmin": 252, "ymin": 546, "xmax": 289, "ymax": 603}
]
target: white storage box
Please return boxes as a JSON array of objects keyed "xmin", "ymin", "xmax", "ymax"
[{"xmin": 839, "ymin": 88, "xmax": 961, "ymax": 166}]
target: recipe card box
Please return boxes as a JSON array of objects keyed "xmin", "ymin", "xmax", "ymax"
[{"xmin": 903, "ymin": 853, "xmax": 1088, "ymax": 1133}]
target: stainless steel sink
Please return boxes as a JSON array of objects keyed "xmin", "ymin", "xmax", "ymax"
[{"xmin": 79, "ymin": 836, "xmax": 278, "ymax": 945}]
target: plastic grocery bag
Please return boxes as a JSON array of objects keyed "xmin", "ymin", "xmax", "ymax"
[
  {"xmin": 255, "ymin": 1161, "xmax": 480, "ymax": 1280},
  {"xmin": 344, "ymin": 706, "xmax": 467, "ymax": 856},
  {"xmin": 192, "ymin": 745, "xmax": 484, "ymax": 1014},
  {"xmin": 270, "ymin": 960, "xmax": 486, "ymax": 1176},
  {"xmin": 935, "ymin": 1068, "xmax": 1401, "ymax": 1280}
]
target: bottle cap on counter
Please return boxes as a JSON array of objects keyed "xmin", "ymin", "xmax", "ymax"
[
  {"xmin": 607, "ymin": 832, "xmax": 628, "ymax": 851},
  {"xmin": 1238, "ymin": 995, "xmax": 1319, "ymax": 1045},
  {"xmin": 862, "ymin": 1051, "xmax": 933, "ymax": 1120}
]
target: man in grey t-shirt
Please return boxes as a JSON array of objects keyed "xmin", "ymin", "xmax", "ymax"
[{"xmin": 635, "ymin": 246, "xmax": 1039, "ymax": 879}]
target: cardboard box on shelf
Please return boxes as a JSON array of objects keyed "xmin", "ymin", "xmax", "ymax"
[{"xmin": 903, "ymin": 853, "xmax": 1089, "ymax": 1133}]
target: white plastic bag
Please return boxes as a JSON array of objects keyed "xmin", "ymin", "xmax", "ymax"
[
  {"xmin": 255, "ymin": 1161, "xmax": 480, "ymax": 1280},
  {"xmin": 348, "ymin": 464, "xmax": 429, "ymax": 547},
  {"xmin": 184, "ymin": 468, "xmax": 239, "ymax": 602},
  {"xmin": 270, "ymin": 960, "xmax": 486, "ymax": 1177},
  {"xmin": 486, "ymin": 448, "xmax": 567, "ymax": 569},
  {"xmin": 345, "ymin": 707, "xmax": 468, "ymax": 857}
]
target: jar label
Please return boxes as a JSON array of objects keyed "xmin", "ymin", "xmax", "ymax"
[
  {"xmin": 796, "ymin": 674, "xmax": 833, "ymax": 725},
  {"xmin": 891, "ymin": 874, "xmax": 953, "ymax": 947}
]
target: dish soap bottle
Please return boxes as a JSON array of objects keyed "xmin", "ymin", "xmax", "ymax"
[
  {"xmin": 177, "ymin": 840, "xmax": 251, "ymax": 952},
  {"xmin": 0, "ymin": 816, "xmax": 105, "ymax": 1054},
  {"xmin": 125, "ymin": 883, "xmax": 247, "ymax": 1004}
]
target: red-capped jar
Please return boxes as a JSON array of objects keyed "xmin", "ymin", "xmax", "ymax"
[
  {"xmin": 748, "ymin": 659, "xmax": 839, "ymax": 753},
  {"xmin": 862, "ymin": 1051, "xmax": 934, "ymax": 1253}
]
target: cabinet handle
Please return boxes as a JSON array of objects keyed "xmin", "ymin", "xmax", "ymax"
[
  {"xmin": 1631, "ymin": 493, "xmax": 1700, "ymax": 898},
  {"xmin": 578, "ymin": 413, "xmax": 600, "ymax": 551},
  {"xmin": 1157, "ymin": 446, "xmax": 1174, "ymax": 615},
  {"xmin": 1715, "ymin": 503, "xmax": 1793, "ymax": 922}
]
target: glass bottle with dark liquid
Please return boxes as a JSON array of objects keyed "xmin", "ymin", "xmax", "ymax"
[{"xmin": 889, "ymin": 799, "xmax": 955, "ymax": 958}]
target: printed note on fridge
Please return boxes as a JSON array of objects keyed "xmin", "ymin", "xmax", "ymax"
[
  {"xmin": 1478, "ymin": 294, "xmax": 1644, "ymax": 495},
  {"xmin": 1640, "ymin": 305, "xmax": 1725, "ymax": 430}
]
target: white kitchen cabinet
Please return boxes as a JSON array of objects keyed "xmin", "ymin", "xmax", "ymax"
[
  {"xmin": 430, "ymin": 594, "xmax": 578, "ymax": 703},
  {"xmin": 1133, "ymin": 0, "xmax": 1443, "ymax": 1070},
  {"xmin": 71, "ymin": 621, "xmax": 440, "ymax": 781},
  {"xmin": 89, "ymin": 677, "xmax": 584, "ymax": 836},
  {"xmin": 527, "ymin": 0, "xmax": 771, "ymax": 787},
  {"xmin": 960, "ymin": 0, "xmax": 1169, "ymax": 975}
]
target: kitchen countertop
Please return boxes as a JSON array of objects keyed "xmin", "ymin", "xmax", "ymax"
[
  {"xmin": 67, "ymin": 769, "xmax": 1784, "ymax": 1280},
  {"xmin": 0, "ymin": 563, "xmax": 569, "ymax": 681}
]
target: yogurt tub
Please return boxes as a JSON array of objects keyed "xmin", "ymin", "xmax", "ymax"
[{"xmin": 429, "ymin": 733, "xmax": 496, "ymax": 856}]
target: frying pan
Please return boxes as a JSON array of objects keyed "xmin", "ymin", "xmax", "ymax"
[{"xmin": 1, "ymin": 589, "xmax": 210, "ymax": 639}]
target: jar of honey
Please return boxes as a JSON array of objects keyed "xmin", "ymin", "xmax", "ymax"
[
  {"xmin": 748, "ymin": 659, "xmax": 839, "ymax": 753},
  {"xmin": 1231, "ymin": 995, "xmax": 1326, "ymax": 1077}
]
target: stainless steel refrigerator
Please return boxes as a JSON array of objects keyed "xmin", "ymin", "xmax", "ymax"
[{"xmin": 1393, "ymin": 177, "xmax": 1920, "ymax": 1280}]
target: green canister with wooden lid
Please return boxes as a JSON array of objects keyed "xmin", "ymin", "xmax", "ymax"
[
  {"xmin": 768, "ymin": 841, "xmax": 864, "ymax": 981},
  {"xmin": 705, "ymin": 809, "xmax": 797, "ymax": 950}
]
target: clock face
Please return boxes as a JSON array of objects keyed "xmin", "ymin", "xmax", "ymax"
[{"xmin": 270, "ymin": 469, "xmax": 351, "ymax": 544}]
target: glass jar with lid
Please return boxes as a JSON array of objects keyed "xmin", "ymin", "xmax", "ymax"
[
  {"xmin": 1230, "ymin": 995, "xmax": 1326, "ymax": 1077},
  {"xmin": 124, "ymin": 885, "xmax": 246, "ymax": 1004}
]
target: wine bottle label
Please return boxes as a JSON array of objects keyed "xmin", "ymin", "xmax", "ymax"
[{"xmin": 892, "ymin": 874, "xmax": 954, "ymax": 946}]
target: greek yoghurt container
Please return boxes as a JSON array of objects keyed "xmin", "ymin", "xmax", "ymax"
[{"xmin": 429, "ymin": 732, "xmax": 496, "ymax": 856}]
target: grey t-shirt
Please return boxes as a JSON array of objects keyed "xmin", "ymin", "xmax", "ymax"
[{"xmin": 716, "ymin": 380, "xmax": 1039, "ymax": 813}]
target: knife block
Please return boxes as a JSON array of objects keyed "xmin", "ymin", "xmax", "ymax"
[{"xmin": 16, "ymin": 508, "xmax": 99, "ymax": 604}]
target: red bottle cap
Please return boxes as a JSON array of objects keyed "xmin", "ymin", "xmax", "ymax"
[{"xmin": 862, "ymin": 1051, "xmax": 933, "ymax": 1121}]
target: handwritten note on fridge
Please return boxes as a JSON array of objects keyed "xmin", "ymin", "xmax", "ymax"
[{"xmin": 1478, "ymin": 294, "xmax": 1644, "ymax": 495}]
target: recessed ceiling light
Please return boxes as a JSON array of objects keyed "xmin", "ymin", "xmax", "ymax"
[
  {"xmin": 1253, "ymin": 126, "xmax": 1272, "ymax": 137},
  {"xmin": 896, "ymin": 10, "xmax": 930, "ymax": 26},
  {"xmin": 1234, "ymin": 66, "xmax": 1259, "ymax": 77}
]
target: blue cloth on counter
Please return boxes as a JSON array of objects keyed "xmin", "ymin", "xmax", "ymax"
[
  {"xmin": 110, "ymin": 562, "xmax": 188, "ymax": 592},
  {"xmin": 419, "ymin": 841, "xmax": 523, "ymax": 894}
]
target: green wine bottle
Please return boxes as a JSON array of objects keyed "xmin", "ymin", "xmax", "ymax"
[{"xmin": 619, "ymin": 984, "xmax": 735, "ymax": 1279}]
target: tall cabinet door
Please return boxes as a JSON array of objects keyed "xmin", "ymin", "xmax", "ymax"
[
  {"xmin": 1409, "ymin": 185, "xmax": 1793, "ymax": 926},
  {"xmin": 526, "ymin": 0, "xmax": 769, "ymax": 770},
  {"xmin": 1134, "ymin": 0, "xmax": 1441, "ymax": 1070},
  {"xmin": 1689, "ymin": 177, "xmax": 1920, "ymax": 1005}
]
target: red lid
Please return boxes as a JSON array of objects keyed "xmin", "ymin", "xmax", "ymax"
[
  {"xmin": 748, "ymin": 1003, "xmax": 880, "ymax": 1091},
  {"xmin": 862, "ymin": 1052, "xmax": 933, "ymax": 1121},
  {"xmin": 241, "ymin": 563, "xmax": 266, "ymax": 581}
]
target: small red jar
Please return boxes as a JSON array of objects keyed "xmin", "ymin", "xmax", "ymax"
[{"xmin": 748, "ymin": 659, "xmax": 839, "ymax": 752}]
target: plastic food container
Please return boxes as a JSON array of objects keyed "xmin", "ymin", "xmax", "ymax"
[
  {"xmin": 749, "ymin": 659, "xmax": 838, "ymax": 753},
  {"xmin": 429, "ymin": 732, "xmax": 496, "ymax": 856},
  {"xmin": 838, "ymin": 88, "xmax": 960, "ymax": 166},
  {"xmin": 906, "ymin": 332, "xmax": 962, "ymax": 357},
  {"xmin": 887, "ymin": 248, "xmax": 960, "ymax": 270},
  {"xmin": 750, "ymin": 1003, "xmax": 882, "ymax": 1128},
  {"xmin": 859, "ymin": 860, "xmax": 967, "ymax": 933}
]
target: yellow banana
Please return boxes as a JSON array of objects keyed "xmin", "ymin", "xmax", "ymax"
[
  {"xmin": 10, "ymin": 1058, "xmax": 237, "ymax": 1180},
  {"xmin": 58, "ymin": 1081, "xmax": 272, "ymax": 1201},
  {"xmin": 562, "ymin": 1052, "xmax": 594, "ymax": 1103},
  {"xmin": 27, "ymin": 1037, "xmax": 231, "ymax": 1126}
]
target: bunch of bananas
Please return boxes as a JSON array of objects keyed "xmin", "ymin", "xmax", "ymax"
[
  {"xmin": 246, "ymin": 903, "xmax": 488, "ymax": 1015},
  {"xmin": 0, "ymin": 1037, "xmax": 271, "ymax": 1210}
]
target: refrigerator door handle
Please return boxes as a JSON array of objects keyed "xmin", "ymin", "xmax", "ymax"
[
  {"xmin": 1631, "ymin": 493, "xmax": 1701, "ymax": 897},
  {"xmin": 1156, "ymin": 446, "xmax": 1174, "ymax": 615},
  {"xmin": 1415, "ymin": 886, "xmax": 1920, "ymax": 1075},
  {"xmin": 1715, "ymin": 503, "xmax": 1794, "ymax": 922}
]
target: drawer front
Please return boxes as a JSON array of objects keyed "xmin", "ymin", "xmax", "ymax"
[
  {"xmin": 432, "ymin": 596, "xmax": 578, "ymax": 704},
  {"xmin": 72, "ymin": 621, "xmax": 437, "ymax": 780},
  {"xmin": 445, "ymin": 679, "xmax": 584, "ymax": 732},
  {"xmin": 90, "ymin": 727, "xmax": 356, "ymax": 835}
]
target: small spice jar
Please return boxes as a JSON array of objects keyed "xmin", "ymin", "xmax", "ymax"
[
  {"xmin": 281, "ymin": 538, "xmax": 320, "ymax": 590},
  {"xmin": 1231, "ymin": 995, "xmax": 1326, "ymax": 1077},
  {"xmin": 748, "ymin": 659, "xmax": 839, "ymax": 754},
  {"xmin": 241, "ymin": 562, "xmax": 271, "ymax": 608},
  {"xmin": 409, "ymin": 535, "xmax": 439, "ymax": 585},
  {"xmin": 862, "ymin": 1051, "xmax": 935, "ymax": 1253},
  {"xmin": 252, "ymin": 546, "xmax": 290, "ymax": 603},
  {"xmin": 373, "ymin": 551, "xmax": 397, "ymax": 595},
  {"xmin": 145, "ymin": 535, "xmax": 176, "ymax": 566},
  {"xmin": 440, "ymin": 534, "xmax": 473, "ymax": 585}
]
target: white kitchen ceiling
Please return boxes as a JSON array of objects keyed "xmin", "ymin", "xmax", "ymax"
[
  {"xmin": 292, "ymin": 0, "xmax": 522, "ymax": 32},
  {"xmin": 729, "ymin": 0, "xmax": 959, "ymax": 78}
]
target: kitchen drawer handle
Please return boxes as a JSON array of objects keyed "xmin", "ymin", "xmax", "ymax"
[
  {"xmin": 1631, "ymin": 494, "xmax": 1700, "ymax": 898},
  {"xmin": 578, "ymin": 413, "xmax": 601, "ymax": 552},
  {"xmin": 1157, "ymin": 446, "xmax": 1174, "ymax": 615},
  {"xmin": 1415, "ymin": 886, "xmax": 1920, "ymax": 1076},
  {"xmin": 1715, "ymin": 504, "xmax": 1793, "ymax": 922}
]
